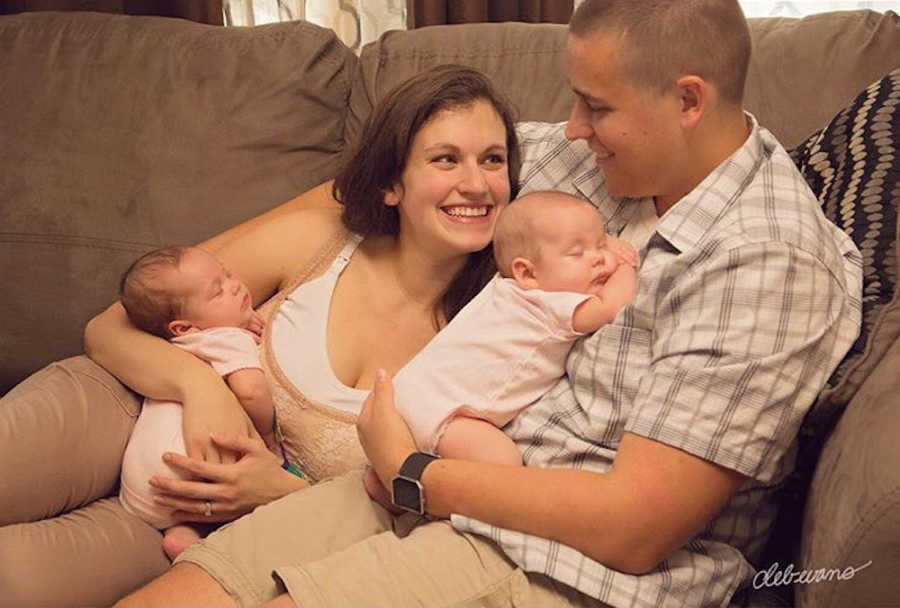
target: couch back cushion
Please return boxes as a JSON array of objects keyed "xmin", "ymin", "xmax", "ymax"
[
  {"xmin": 351, "ymin": 10, "xmax": 900, "ymax": 149},
  {"xmin": 0, "ymin": 12, "xmax": 356, "ymax": 394}
]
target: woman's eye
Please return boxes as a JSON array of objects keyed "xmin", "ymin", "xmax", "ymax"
[
  {"xmin": 433, "ymin": 155, "xmax": 456, "ymax": 163},
  {"xmin": 484, "ymin": 154, "xmax": 506, "ymax": 165}
]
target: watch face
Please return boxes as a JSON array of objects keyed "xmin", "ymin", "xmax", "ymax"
[{"xmin": 392, "ymin": 477, "xmax": 423, "ymax": 514}]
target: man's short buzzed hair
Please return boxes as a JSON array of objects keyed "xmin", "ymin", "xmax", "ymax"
[
  {"xmin": 119, "ymin": 246, "xmax": 190, "ymax": 338},
  {"xmin": 569, "ymin": 0, "xmax": 751, "ymax": 106},
  {"xmin": 493, "ymin": 190, "xmax": 594, "ymax": 277}
]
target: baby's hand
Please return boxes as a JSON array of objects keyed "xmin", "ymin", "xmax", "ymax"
[
  {"xmin": 247, "ymin": 310, "xmax": 266, "ymax": 344},
  {"xmin": 608, "ymin": 236, "xmax": 639, "ymax": 269}
]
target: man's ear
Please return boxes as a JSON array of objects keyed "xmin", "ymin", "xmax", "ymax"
[
  {"xmin": 168, "ymin": 319, "xmax": 197, "ymax": 337},
  {"xmin": 384, "ymin": 183, "xmax": 403, "ymax": 207},
  {"xmin": 675, "ymin": 75, "xmax": 705, "ymax": 131},
  {"xmin": 511, "ymin": 257, "xmax": 540, "ymax": 289}
]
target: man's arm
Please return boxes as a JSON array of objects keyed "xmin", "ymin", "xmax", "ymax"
[
  {"xmin": 226, "ymin": 368, "xmax": 277, "ymax": 452},
  {"xmin": 85, "ymin": 207, "xmax": 344, "ymax": 462},
  {"xmin": 358, "ymin": 374, "xmax": 746, "ymax": 575},
  {"xmin": 423, "ymin": 433, "xmax": 745, "ymax": 574},
  {"xmin": 573, "ymin": 264, "xmax": 638, "ymax": 333}
]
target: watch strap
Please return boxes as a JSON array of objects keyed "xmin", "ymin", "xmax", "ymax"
[{"xmin": 397, "ymin": 452, "xmax": 439, "ymax": 481}]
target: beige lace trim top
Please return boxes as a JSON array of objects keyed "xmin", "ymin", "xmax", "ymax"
[{"xmin": 256, "ymin": 228, "xmax": 368, "ymax": 482}]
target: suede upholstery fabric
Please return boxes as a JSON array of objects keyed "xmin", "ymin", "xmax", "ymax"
[
  {"xmin": 0, "ymin": 12, "xmax": 356, "ymax": 394},
  {"xmin": 799, "ymin": 336, "xmax": 900, "ymax": 608},
  {"xmin": 346, "ymin": 21, "xmax": 570, "ymax": 148},
  {"xmin": 744, "ymin": 10, "xmax": 900, "ymax": 148},
  {"xmin": 349, "ymin": 11, "xmax": 900, "ymax": 150}
]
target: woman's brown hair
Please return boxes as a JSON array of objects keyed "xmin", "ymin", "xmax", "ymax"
[{"xmin": 334, "ymin": 64, "xmax": 521, "ymax": 328}]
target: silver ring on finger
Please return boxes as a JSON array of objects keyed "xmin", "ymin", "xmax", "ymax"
[{"xmin": 203, "ymin": 500, "xmax": 212, "ymax": 517}]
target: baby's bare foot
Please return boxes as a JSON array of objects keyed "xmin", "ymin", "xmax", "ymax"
[{"xmin": 162, "ymin": 524, "xmax": 202, "ymax": 561}]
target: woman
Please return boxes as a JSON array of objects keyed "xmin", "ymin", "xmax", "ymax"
[{"xmin": 85, "ymin": 65, "xmax": 520, "ymax": 529}]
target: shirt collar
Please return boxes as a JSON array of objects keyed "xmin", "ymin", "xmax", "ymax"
[{"xmin": 653, "ymin": 113, "xmax": 768, "ymax": 253}]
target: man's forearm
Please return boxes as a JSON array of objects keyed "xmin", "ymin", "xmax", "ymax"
[
  {"xmin": 419, "ymin": 458, "xmax": 653, "ymax": 573},
  {"xmin": 418, "ymin": 432, "xmax": 744, "ymax": 575}
]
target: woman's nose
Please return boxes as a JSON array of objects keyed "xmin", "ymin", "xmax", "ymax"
[{"xmin": 458, "ymin": 161, "xmax": 488, "ymax": 195}]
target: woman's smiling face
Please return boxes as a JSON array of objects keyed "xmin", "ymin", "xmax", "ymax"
[{"xmin": 385, "ymin": 98, "xmax": 511, "ymax": 259}]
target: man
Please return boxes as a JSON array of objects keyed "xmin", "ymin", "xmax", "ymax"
[{"xmin": 119, "ymin": 1, "xmax": 861, "ymax": 606}]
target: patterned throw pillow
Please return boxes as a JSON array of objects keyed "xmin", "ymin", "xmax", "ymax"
[{"xmin": 789, "ymin": 67, "xmax": 900, "ymax": 414}]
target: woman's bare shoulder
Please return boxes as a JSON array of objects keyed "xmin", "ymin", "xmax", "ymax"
[{"xmin": 215, "ymin": 206, "xmax": 347, "ymax": 303}]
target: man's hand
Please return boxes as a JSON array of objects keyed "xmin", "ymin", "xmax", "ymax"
[{"xmin": 356, "ymin": 370, "xmax": 418, "ymax": 489}]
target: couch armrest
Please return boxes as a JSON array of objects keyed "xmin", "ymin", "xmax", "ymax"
[{"xmin": 798, "ymin": 338, "xmax": 900, "ymax": 607}]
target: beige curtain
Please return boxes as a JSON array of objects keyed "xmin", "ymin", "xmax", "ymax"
[
  {"xmin": 408, "ymin": 0, "xmax": 572, "ymax": 27},
  {"xmin": 0, "ymin": 0, "xmax": 223, "ymax": 24},
  {"xmin": 224, "ymin": 1, "xmax": 406, "ymax": 53}
]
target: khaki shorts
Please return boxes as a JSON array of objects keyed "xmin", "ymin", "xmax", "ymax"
[{"xmin": 176, "ymin": 471, "xmax": 608, "ymax": 608}]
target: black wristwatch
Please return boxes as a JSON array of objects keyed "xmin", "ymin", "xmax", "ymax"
[{"xmin": 391, "ymin": 452, "xmax": 439, "ymax": 515}]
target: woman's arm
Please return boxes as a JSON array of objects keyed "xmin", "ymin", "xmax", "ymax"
[
  {"xmin": 84, "ymin": 192, "xmax": 345, "ymax": 462},
  {"xmin": 201, "ymin": 180, "xmax": 340, "ymax": 255},
  {"xmin": 84, "ymin": 303, "xmax": 249, "ymax": 464}
]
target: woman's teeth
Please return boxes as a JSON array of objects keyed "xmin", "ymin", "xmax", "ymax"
[{"xmin": 443, "ymin": 206, "xmax": 489, "ymax": 217}]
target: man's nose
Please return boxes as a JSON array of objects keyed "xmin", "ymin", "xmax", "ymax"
[{"xmin": 564, "ymin": 101, "xmax": 592, "ymax": 141}]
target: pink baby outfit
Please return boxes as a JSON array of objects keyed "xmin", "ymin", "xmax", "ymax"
[
  {"xmin": 393, "ymin": 275, "xmax": 593, "ymax": 453},
  {"xmin": 119, "ymin": 327, "xmax": 262, "ymax": 528}
]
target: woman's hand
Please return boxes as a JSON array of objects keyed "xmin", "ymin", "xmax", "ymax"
[
  {"xmin": 356, "ymin": 370, "xmax": 418, "ymax": 489},
  {"xmin": 181, "ymin": 380, "xmax": 259, "ymax": 464},
  {"xmin": 149, "ymin": 433, "xmax": 308, "ymax": 523}
]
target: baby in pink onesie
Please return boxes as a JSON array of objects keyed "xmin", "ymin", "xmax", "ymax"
[
  {"xmin": 365, "ymin": 190, "xmax": 639, "ymax": 510},
  {"xmin": 118, "ymin": 245, "xmax": 275, "ymax": 560}
]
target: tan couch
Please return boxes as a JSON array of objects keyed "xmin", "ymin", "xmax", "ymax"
[{"xmin": 0, "ymin": 9, "xmax": 898, "ymax": 608}]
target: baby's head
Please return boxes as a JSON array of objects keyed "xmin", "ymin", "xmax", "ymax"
[
  {"xmin": 120, "ymin": 246, "xmax": 253, "ymax": 339},
  {"xmin": 493, "ymin": 191, "xmax": 618, "ymax": 294}
]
